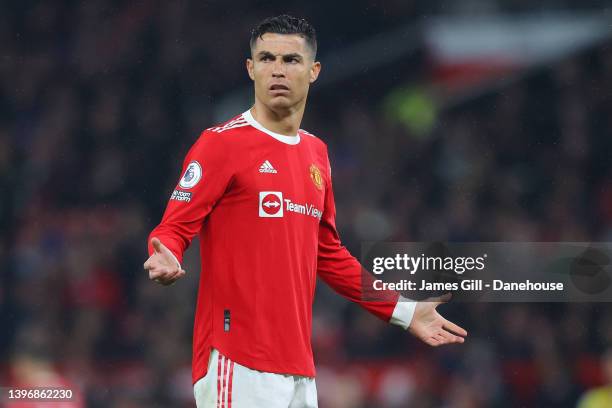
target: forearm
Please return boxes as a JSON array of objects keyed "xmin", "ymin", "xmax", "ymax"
[{"xmin": 317, "ymin": 246, "xmax": 415, "ymax": 327}]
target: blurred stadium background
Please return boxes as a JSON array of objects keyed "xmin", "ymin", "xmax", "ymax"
[{"xmin": 1, "ymin": 1, "xmax": 612, "ymax": 407}]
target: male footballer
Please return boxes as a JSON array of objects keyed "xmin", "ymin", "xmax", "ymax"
[{"xmin": 144, "ymin": 14, "xmax": 467, "ymax": 407}]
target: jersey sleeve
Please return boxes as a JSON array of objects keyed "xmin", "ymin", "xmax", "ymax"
[
  {"xmin": 316, "ymin": 149, "xmax": 416, "ymax": 329},
  {"xmin": 147, "ymin": 130, "xmax": 233, "ymax": 264}
]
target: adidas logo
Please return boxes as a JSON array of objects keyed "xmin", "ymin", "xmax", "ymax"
[{"xmin": 259, "ymin": 160, "xmax": 277, "ymax": 174}]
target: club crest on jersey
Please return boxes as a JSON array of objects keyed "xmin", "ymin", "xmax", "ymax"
[
  {"xmin": 259, "ymin": 191, "xmax": 283, "ymax": 217},
  {"xmin": 309, "ymin": 164, "xmax": 323, "ymax": 191},
  {"xmin": 179, "ymin": 161, "xmax": 202, "ymax": 189}
]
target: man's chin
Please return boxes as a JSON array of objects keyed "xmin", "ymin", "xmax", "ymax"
[{"xmin": 267, "ymin": 97, "xmax": 293, "ymax": 110}]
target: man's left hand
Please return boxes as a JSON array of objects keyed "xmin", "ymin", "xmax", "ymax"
[{"xmin": 409, "ymin": 294, "xmax": 467, "ymax": 346}]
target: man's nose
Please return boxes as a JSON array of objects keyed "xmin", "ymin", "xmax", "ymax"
[{"xmin": 272, "ymin": 60, "xmax": 286, "ymax": 77}]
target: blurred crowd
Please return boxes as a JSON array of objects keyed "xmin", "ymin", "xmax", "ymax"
[{"xmin": 1, "ymin": 1, "xmax": 611, "ymax": 407}]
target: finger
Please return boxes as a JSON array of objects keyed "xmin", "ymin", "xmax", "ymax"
[
  {"xmin": 168, "ymin": 269, "xmax": 186, "ymax": 282},
  {"xmin": 434, "ymin": 332, "xmax": 447, "ymax": 344},
  {"xmin": 438, "ymin": 330, "xmax": 463, "ymax": 344},
  {"xmin": 147, "ymin": 261, "xmax": 166, "ymax": 276},
  {"xmin": 443, "ymin": 319, "xmax": 468, "ymax": 337},
  {"xmin": 164, "ymin": 267, "xmax": 182, "ymax": 281},
  {"xmin": 149, "ymin": 270, "xmax": 163, "ymax": 280},
  {"xmin": 151, "ymin": 264, "xmax": 182, "ymax": 279},
  {"xmin": 437, "ymin": 331, "xmax": 451, "ymax": 343},
  {"xmin": 153, "ymin": 268, "xmax": 185, "ymax": 285},
  {"xmin": 151, "ymin": 237, "xmax": 163, "ymax": 254},
  {"xmin": 158, "ymin": 270, "xmax": 186, "ymax": 286},
  {"xmin": 149, "ymin": 267, "xmax": 172, "ymax": 280},
  {"xmin": 143, "ymin": 255, "xmax": 156, "ymax": 270},
  {"xmin": 448, "ymin": 327, "xmax": 466, "ymax": 343},
  {"xmin": 168, "ymin": 271, "xmax": 186, "ymax": 285},
  {"xmin": 427, "ymin": 336, "xmax": 441, "ymax": 347}
]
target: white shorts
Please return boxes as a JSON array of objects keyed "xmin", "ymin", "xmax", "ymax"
[{"xmin": 193, "ymin": 349, "xmax": 318, "ymax": 408}]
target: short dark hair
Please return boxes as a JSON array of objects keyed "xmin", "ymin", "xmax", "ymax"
[{"xmin": 250, "ymin": 14, "xmax": 317, "ymax": 58}]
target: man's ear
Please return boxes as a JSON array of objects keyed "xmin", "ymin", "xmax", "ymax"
[
  {"xmin": 309, "ymin": 61, "xmax": 321, "ymax": 83},
  {"xmin": 246, "ymin": 58, "xmax": 255, "ymax": 81}
]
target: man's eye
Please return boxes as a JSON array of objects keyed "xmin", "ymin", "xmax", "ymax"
[{"xmin": 261, "ymin": 55, "xmax": 274, "ymax": 61}]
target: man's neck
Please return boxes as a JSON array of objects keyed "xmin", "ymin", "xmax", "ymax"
[{"xmin": 250, "ymin": 101, "xmax": 304, "ymax": 137}]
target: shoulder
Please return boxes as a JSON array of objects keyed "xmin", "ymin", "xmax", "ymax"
[
  {"xmin": 299, "ymin": 128, "xmax": 328, "ymax": 151},
  {"xmin": 206, "ymin": 113, "xmax": 250, "ymax": 134},
  {"xmin": 192, "ymin": 113, "xmax": 251, "ymax": 148},
  {"xmin": 299, "ymin": 128, "xmax": 332, "ymax": 178}
]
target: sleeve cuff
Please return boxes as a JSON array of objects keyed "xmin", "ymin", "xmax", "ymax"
[{"xmin": 389, "ymin": 295, "xmax": 416, "ymax": 330}]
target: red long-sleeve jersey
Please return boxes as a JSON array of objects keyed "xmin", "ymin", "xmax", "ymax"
[{"xmin": 148, "ymin": 110, "xmax": 413, "ymax": 384}]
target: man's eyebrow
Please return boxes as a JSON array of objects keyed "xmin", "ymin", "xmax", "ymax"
[
  {"xmin": 255, "ymin": 51, "xmax": 304, "ymax": 60},
  {"xmin": 282, "ymin": 53, "xmax": 303, "ymax": 60}
]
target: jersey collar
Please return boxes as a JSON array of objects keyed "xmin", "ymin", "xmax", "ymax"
[{"xmin": 243, "ymin": 109, "xmax": 301, "ymax": 145}]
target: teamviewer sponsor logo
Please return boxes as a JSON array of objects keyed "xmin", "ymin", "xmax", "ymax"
[{"xmin": 259, "ymin": 191, "xmax": 283, "ymax": 217}]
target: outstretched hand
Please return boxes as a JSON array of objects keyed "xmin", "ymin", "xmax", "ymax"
[
  {"xmin": 143, "ymin": 237, "xmax": 186, "ymax": 286},
  {"xmin": 409, "ymin": 294, "xmax": 467, "ymax": 346}
]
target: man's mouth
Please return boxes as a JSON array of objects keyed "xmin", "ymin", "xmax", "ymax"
[{"xmin": 269, "ymin": 84, "xmax": 289, "ymax": 91}]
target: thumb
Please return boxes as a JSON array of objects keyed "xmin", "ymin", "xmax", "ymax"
[
  {"xmin": 151, "ymin": 237, "xmax": 164, "ymax": 254},
  {"xmin": 432, "ymin": 292, "xmax": 452, "ymax": 306}
]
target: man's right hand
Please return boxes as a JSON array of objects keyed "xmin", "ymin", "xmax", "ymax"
[{"xmin": 144, "ymin": 237, "xmax": 186, "ymax": 286}]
